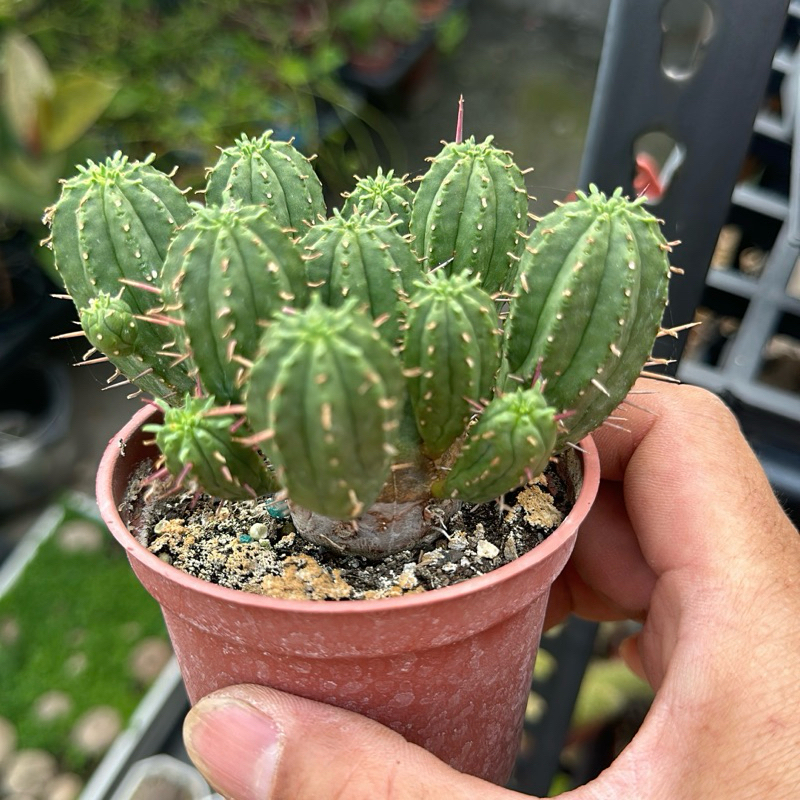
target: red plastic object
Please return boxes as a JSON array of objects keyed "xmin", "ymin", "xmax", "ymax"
[
  {"xmin": 97, "ymin": 405, "xmax": 600, "ymax": 785},
  {"xmin": 564, "ymin": 152, "xmax": 664, "ymax": 203},
  {"xmin": 632, "ymin": 152, "xmax": 664, "ymax": 202}
]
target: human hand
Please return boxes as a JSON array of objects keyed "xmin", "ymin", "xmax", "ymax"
[{"xmin": 182, "ymin": 381, "xmax": 800, "ymax": 799}]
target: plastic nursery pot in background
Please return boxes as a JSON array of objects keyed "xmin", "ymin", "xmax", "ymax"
[{"xmin": 97, "ymin": 404, "xmax": 601, "ymax": 786}]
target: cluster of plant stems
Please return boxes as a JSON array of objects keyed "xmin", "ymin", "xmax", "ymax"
[{"xmin": 45, "ymin": 101, "xmax": 678, "ymax": 558}]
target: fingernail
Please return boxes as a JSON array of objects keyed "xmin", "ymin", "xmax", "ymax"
[{"xmin": 184, "ymin": 696, "xmax": 282, "ymax": 800}]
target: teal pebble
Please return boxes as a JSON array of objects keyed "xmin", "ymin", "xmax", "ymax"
[{"xmin": 265, "ymin": 499, "xmax": 290, "ymax": 519}]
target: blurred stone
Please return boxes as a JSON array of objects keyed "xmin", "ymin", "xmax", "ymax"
[
  {"xmin": 710, "ymin": 224, "xmax": 741, "ymax": 269},
  {"xmin": 70, "ymin": 706, "xmax": 122, "ymax": 756},
  {"xmin": 129, "ymin": 637, "xmax": 172, "ymax": 684},
  {"xmin": 57, "ymin": 519, "xmax": 103, "ymax": 552},
  {"xmin": 63, "ymin": 652, "xmax": 88, "ymax": 678},
  {"xmin": 3, "ymin": 749, "xmax": 57, "ymax": 795},
  {"xmin": 0, "ymin": 716, "xmax": 17, "ymax": 767},
  {"xmin": 119, "ymin": 774, "xmax": 196, "ymax": 800},
  {"xmin": 739, "ymin": 246, "xmax": 766, "ymax": 276},
  {"xmin": 45, "ymin": 772, "xmax": 83, "ymax": 800},
  {"xmin": 33, "ymin": 691, "xmax": 73, "ymax": 722},
  {"xmin": 66, "ymin": 628, "xmax": 87, "ymax": 647},
  {"xmin": 0, "ymin": 616, "xmax": 19, "ymax": 646},
  {"xmin": 121, "ymin": 621, "xmax": 143, "ymax": 641}
]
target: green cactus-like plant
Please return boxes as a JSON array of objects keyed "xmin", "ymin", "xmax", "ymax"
[
  {"xmin": 300, "ymin": 208, "xmax": 422, "ymax": 345},
  {"xmin": 205, "ymin": 131, "xmax": 326, "ymax": 230},
  {"xmin": 46, "ymin": 113, "xmax": 675, "ymax": 559},
  {"xmin": 409, "ymin": 134, "xmax": 529, "ymax": 294},
  {"xmin": 246, "ymin": 299, "xmax": 405, "ymax": 519},
  {"xmin": 160, "ymin": 202, "xmax": 309, "ymax": 404},
  {"xmin": 436, "ymin": 386, "xmax": 558, "ymax": 505},
  {"xmin": 341, "ymin": 168, "xmax": 415, "ymax": 235},
  {"xmin": 503, "ymin": 188, "xmax": 672, "ymax": 446},
  {"xmin": 403, "ymin": 272, "xmax": 502, "ymax": 459},
  {"xmin": 45, "ymin": 152, "xmax": 196, "ymax": 400},
  {"xmin": 145, "ymin": 396, "xmax": 278, "ymax": 501}
]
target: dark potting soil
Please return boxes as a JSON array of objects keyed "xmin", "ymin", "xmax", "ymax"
[{"xmin": 120, "ymin": 455, "xmax": 580, "ymax": 601}]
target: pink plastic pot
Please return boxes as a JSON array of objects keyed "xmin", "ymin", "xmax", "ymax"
[{"xmin": 97, "ymin": 405, "xmax": 600, "ymax": 785}]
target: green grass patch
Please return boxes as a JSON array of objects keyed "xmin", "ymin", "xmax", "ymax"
[{"xmin": 0, "ymin": 498, "xmax": 169, "ymax": 776}]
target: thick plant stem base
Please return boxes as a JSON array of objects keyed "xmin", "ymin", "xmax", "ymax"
[{"xmin": 289, "ymin": 496, "xmax": 461, "ymax": 558}]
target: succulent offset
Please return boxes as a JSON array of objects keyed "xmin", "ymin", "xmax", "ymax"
[{"xmin": 46, "ymin": 122, "xmax": 675, "ymax": 558}]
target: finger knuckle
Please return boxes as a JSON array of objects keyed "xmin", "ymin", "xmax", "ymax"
[{"xmin": 675, "ymin": 384, "xmax": 740, "ymax": 432}]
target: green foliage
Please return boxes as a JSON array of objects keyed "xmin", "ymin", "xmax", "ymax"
[
  {"xmin": 570, "ymin": 657, "xmax": 653, "ymax": 731},
  {"xmin": 435, "ymin": 8, "xmax": 470, "ymax": 55},
  {"xmin": 332, "ymin": 0, "xmax": 421, "ymax": 53},
  {"xmin": 0, "ymin": 31, "xmax": 117, "ymax": 223},
  {"xmin": 47, "ymin": 124, "xmax": 673, "ymax": 556},
  {"xmin": 17, "ymin": 1, "xmax": 347, "ymax": 163},
  {"xmin": 1, "ymin": 0, "xmax": 469, "ymax": 245}
]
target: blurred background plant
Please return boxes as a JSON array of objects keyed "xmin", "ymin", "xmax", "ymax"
[
  {"xmin": 6, "ymin": 0, "xmax": 350, "ymax": 188},
  {"xmin": 1, "ymin": 0, "xmax": 466, "ymax": 216},
  {"xmin": 334, "ymin": 0, "xmax": 422, "ymax": 66},
  {"xmin": 0, "ymin": 24, "xmax": 117, "ymax": 281}
]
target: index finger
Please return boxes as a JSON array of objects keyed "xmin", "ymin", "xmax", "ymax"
[
  {"xmin": 587, "ymin": 378, "xmax": 739, "ymax": 481},
  {"xmin": 586, "ymin": 377, "xmax": 791, "ymax": 578}
]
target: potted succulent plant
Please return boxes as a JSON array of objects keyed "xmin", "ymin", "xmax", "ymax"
[{"xmin": 43, "ymin": 105, "xmax": 674, "ymax": 785}]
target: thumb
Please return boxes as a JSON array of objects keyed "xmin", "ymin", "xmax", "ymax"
[{"xmin": 183, "ymin": 685, "xmax": 520, "ymax": 800}]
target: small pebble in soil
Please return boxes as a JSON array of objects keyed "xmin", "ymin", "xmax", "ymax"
[
  {"xmin": 476, "ymin": 540, "xmax": 500, "ymax": 560},
  {"xmin": 249, "ymin": 523, "xmax": 270, "ymax": 540},
  {"xmin": 503, "ymin": 536, "xmax": 519, "ymax": 561}
]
